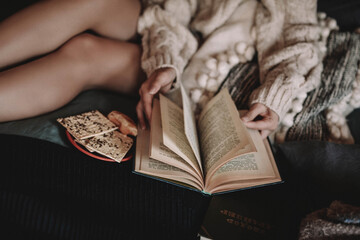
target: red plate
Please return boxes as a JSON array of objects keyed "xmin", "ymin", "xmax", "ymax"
[{"xmin": 66, "ymin": 130, "xmax": 133, "ymax": 162}]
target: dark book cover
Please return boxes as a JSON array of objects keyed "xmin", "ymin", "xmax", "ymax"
[
  {"xmin": 199, "ymin": 167, "xmax": 307, "ymax": 240},
  {"xmin": 200, "ymin": 193, "xmax": 277, "ymax": 239}
]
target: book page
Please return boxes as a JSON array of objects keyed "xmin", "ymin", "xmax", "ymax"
[
  {"xmin": 198, "ymin": 89, "xmax": 256, "ymax": 176},
  {"xmin": 209, "ymin": 177, "xmax": 281, "ymax": 194},
  {"xmin": 180, "ymin": 83, "xmax": 203, "ymax": 173},
  {"xmin": 159, "ymin": 94, "xmax": 202, "ymax": 177},
  {"xmin": 205, "ymin": 127, "xmax": 279, "ymax": 193},
  {"xmin": 141, "ymin": 158, "xmax": 203, "ymax": 191},
  {"xmin": 135, "ymin": 127, "xmax": 203, "ymax": 190},
  {"xmin": 149, "ymin": 99, "xmax": 203, "ymax": 182}
]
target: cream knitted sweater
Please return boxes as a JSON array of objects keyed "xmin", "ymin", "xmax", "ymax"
[{"xmin": 137, "ymin": 0, "xmax": 322, "ymax": 120}]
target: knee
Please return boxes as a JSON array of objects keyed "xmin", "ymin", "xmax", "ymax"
[
  {"xmin": 58, "ymin": 33, "xmax": 101, "ymax": 60},
  {"xmin": 59, "ymin": 33, "xmax": 141, "ymax": 64},
  {"xmin": 56, "ymin": 33, "xmax": 142, "ymax": 88},
  {"xmin": 58, "ymin": 33, "xmax": 141, "ymax": 67},
  {"xmin": 55, "ymin": 33, "xmax": 110, "ymax": 83},
  {"xmin": 57, "ymin": 33, "xmax": 109, "ymax": 74}
]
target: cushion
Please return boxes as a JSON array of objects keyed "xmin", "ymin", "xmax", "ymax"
[{"xmin": 0, "ymin": 90, "xmax": 138, "ymax": 147}]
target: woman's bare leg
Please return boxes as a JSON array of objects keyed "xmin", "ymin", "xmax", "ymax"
[
  {"xmin": 0, "ymin": 33, "xmax": 142, "ymax": 122},
  {"xmin": 0, "ymin": 0, "xmax": 141, "ymax": 69}
]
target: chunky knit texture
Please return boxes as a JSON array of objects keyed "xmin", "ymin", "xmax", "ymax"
[
  {"xmin": 286, "ymin": 32, "xmax": 360, "ymax": 143},
  {"xmin": 219, "ymin": 31, "xmax": 360, "ymax": 143},
  {"xmin": 138, "ymin": 0, "xmax": 324, "ymax": 121},
  {"xmin": 138, "ymin": 1, "xmax": 359, "ymax": 143},
  {"xmin": 251, "ymin": 0, "xmax": 322, "ymax": 119},
  {"xmin": 299, "ymin": 201, "xmax": 360, "ymax": 240}
]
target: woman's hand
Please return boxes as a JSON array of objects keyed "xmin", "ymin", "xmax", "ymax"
[
  {"xmin": 136, "ymin": 67, "xmax": 176, "ymax": 129},
  {"xmin": 241, "ymin": 103, "xmax": 279, "ymax": 139}
]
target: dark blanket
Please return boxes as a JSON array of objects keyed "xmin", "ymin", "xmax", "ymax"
[
  {"xmin": 0, "ymin": 134, "xmax": 210, "ymax": 240},
  {"xmin": 278, "ymin": 141, "xmax": 360, "ymax": 205}
]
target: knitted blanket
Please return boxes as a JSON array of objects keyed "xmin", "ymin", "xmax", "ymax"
[
  {"xmin": 218, "ymin": 32, "xmax": 360, "ymax": 143},
  {"xmin": 298, "ymin": 201, "xmax": 360, "ymax": 240}
]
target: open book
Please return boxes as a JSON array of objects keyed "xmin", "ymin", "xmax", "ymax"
[{"xmin": 135, "ymin": 87, "xmax": 281, "ymax": 195}]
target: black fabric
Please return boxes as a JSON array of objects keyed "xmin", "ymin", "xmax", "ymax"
[
  {"xmin": 277, "ymin": 141, "xmax": 360, "ymax": 208},
  {"xmin": 318, "ymin": 0, "xmax": 360, "ymax": 32},
  {"xmin": 0, "ymin": 1, "xmax": 38, "ymax": 21},
  {"xmin": 0, "ymin": 134, "xmax": 210, "ymax": 239}
]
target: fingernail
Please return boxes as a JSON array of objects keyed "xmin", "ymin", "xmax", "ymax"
[{"xmin": 149, "ymin": 88, "xmax": 157, "ymax": 94}]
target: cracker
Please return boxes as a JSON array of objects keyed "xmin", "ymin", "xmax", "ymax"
[
  {"xmin": 75, "ymin": 138, "xmax": 95, "ymax": 152},
  {"xmin": 83, "ymin": 131, "xmax": 133, "ymax": 162},
  {"xmin": 57, "ymin": 110, "xmax": 118, "ymax": 139}
]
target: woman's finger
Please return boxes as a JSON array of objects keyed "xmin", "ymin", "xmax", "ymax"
[
  {"xmin": 136, "ymin": 102, "xmax": 146, "ymax": 130},
  {"xmin": 243, "ymin": 117, "xmax": 277, "ymax": 130},
  {"xmin": 160, "ymin": 81, "xmax": 173, "ymax": 93},
  {"xmin": 148, "ymin": 68, "xmax": 175, "ymax": 94},
  {"xmin": 141, "ymin": 91, "xmax": 153, "ymax": 122},
  {"xmin": 241, "ymin": 103, "xmax": 266, "ymax": 122},
  {"xmin": 260, "ymin": 129, "xmax": 271, "ymax": 139}
]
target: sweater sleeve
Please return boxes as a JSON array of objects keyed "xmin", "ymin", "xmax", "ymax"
[
  {"xmin": 249, "ymin": 0, "xmax": 322, "ymax": 120},
  {"xmin": 137, "ymin": 1, "xmax": 198, "ymax": 83}
]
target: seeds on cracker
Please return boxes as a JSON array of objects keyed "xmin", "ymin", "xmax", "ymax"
[
  {"xmin": 75, "ymin": 138, "xmax": 95, "ymax": 152},
  {"xmin": 57, "ymin": 110, "xmax": 118, "ymax": 139},
  {"xmin": 83, "ymin": 131, "xmax": 133, "ymax": 162}
]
